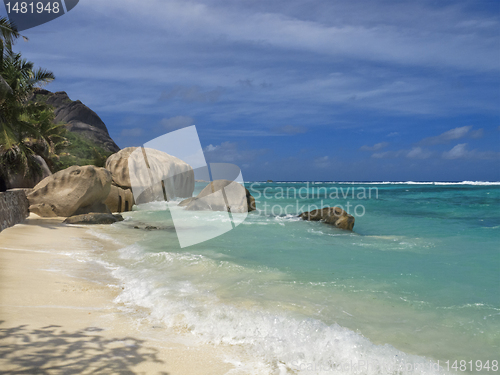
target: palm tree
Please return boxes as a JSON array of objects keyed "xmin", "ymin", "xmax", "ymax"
[
  {"xmin": 0, "ymin": 17, "xmax": 20, "ymax": 103},
  {"xmin": 0, "ymin": 17, "xmax": 65, "ymax": 189},
  {"xmin": 0, "ymin": 48, "xmax": 55, "ymax": 181},
  {"xmin": 1, "ymin": 50, "xmax": 54, "ymax": 101},
  {"xmin": 25, "ymin": 103, "xmax": 68, "ymax": 169},
  {"xmin": 0, "ymin": 16, "xmax": 20, "ymax": 60}
]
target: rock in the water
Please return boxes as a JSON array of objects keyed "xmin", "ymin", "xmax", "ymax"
[
  {"xmin": 105, "ymin": 147, "xmax": 194, "ymax": 203},
  {"xmin": 104, "ymin": 184, "xmax": 135, "ymax": 213},
  {"xmin": 28, "ymin": 165, "xmax": 112, "ymax": 217},
  {"xmin": 299, "ymin": 207, "xmax": 355, "ymax": 230},
  {"xmin": 63, "ymin": 213, "xmax": 124, "ymax": 225},
  {"xmin": 133, "ymin": 225, "xmax": 159, "ymax": 230},
  {"xmin": 31, "ymin": 90, "xmax": 119, "ymax": 153},
  {"xmin": 180, "ymin": 179, "xmax": 256, "ymax": 213}
]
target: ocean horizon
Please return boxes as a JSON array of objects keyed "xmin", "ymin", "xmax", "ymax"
[{"xmin": 72, "ymin": 181, "xmax": 500, "ymax": 374}]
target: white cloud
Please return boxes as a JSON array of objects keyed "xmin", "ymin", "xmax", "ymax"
[
  {"xmin": 371, "ymin": 147, "xmax": 432, "ymax": 159},
  {"xmin": 442, "ymin": 143, "xmax": 500, "ymax": 160},
  {"xmin": 371, "ymin": 150, "xmax": 404, "ymax": 159},
  {"xmin": 86, "ymin": 0, "xmax": 499, "ymax": 72},
  {"xmin": 442, "ymin": 143, "xmax": 469, "ymax": 159},
  {"xmin": 420, "ymin": 126, "xmax": 471, "ymax": 145},
  {"xmin": 470, "ymin": 128, "xmax": 484, "ymax": 139},
  {"xmin": 360, "ymin": 142, "xmax": 389, "ymax": 151},
  {"xmin": 203, "ymin": 141, "xmax": 268, "ymax": 163},
  {"xmin": 406, "ymin": 147, "xmax": 432, "ymax": 159},
  {"xmin": 372, "ymin": 143, "xmax": 498, "ymax": 160},
  {"xmin": 160, "ymin": 116, "xmax": 195, "ymax": 131},
  {"xmin": 16, "ymin": 0, "xmax": 499, "ymax": 120},
  {"xmin": 314, "ymin": 156, "xmax": 331, "ymax": 169}
]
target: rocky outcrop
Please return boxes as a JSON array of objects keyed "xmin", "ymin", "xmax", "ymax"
[
  {"xmin": 105, "ymin": 147, "xmax": 194, "ymax": 206},
  {"xmin": 0, "ymin": 189, "xmax": 30, "ymax": 232},
  {"xmin": 32, "ymin": 89, "xmax": 119, "ymax": 153},
  {"xmin": 63, "ymin": 213, "xmax": 124, "ymax": 225},
  {"xmin": 299, "ymin": 207, "xmax": 355, "ymax": 230},
  {"xmin": 180, "ymin": 179, "xmax": 256, "ymax": 213},
  {"xmin": 27, "ymin": 165, "xmax": 112, "ymax": 217}
]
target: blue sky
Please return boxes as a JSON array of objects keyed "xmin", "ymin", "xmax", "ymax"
[{"xmin": 3, "ymin": 0, "xmax": 499, "ymax": 181}]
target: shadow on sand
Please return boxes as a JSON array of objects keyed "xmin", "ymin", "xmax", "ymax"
[{"xmin": 0, "ymin": 321, "xmax": 168, "ymax": 374}]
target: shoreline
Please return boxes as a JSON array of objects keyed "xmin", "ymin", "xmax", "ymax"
[
  {"xmin": 0, "ymin": 214, "xmax": 237, "ymax": 375},
  {"xmin": 1, "ymin": 190, "xmax": 496, "ymax": 374}
]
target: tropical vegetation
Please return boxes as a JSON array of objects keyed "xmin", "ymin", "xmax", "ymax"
[
  {"xmin": 1, "ymin": 16, "xmax": 62, "ymax": 182},
  {"xmin": 1, "ymin": 17, "xmax": 114, "ymax": 191}
]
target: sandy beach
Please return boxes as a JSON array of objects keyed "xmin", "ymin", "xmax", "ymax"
[{"xmin": 0, "ymin": 214, "xmax": 238, "ymax": 375}]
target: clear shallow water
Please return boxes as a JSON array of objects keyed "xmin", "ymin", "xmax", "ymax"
[{"xmin": 86, "ymin": 182, "xmax": 500, "ymax": 374}]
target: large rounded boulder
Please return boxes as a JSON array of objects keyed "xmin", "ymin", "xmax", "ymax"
[
  {"xmin": 27, "ymin": 165, "xmax": 112, "ymax": 217},
  {"xmin": 105, "ymin": 147, "xmax": 194, "ymax": 204},
  {"xmin": 105, "ymin": 147, "xmax": 137, "ymax": 189},
  {"xmin": 180, "ymin": 179, "xmax": 256, "ymax": 213}
]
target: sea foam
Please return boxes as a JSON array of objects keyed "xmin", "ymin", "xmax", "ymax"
[{"xmin": 110, "ymin": 244, "xmax": 446, "ymax": 375}]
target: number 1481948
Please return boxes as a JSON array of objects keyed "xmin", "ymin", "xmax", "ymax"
[{"xmin": 5, "ymin": 2, "xmax": 60, "ymax": 14}]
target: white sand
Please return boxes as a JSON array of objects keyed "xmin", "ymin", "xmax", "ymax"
[{"xmin": 0, "ymin": 214, "xmax": 241, "ymax": 374}]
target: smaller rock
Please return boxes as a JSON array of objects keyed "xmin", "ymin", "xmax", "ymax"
[
  {"xmin": 132, "ymin": 223, "xmax": 174, "ymax": 231},
  {"xmin": 299, "ymin": 206, "xmax": 355, "ymax": 230},
  {"xmin": 63, "ymin": 213, "xmax": 124, "ymax": 225}
]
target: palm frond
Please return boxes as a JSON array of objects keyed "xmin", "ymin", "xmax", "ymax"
[
  {"xmin": 30, "ymin": 68, "xmax": 55, "ymax": 87},
  {"xmin": 0, "ymin": 17, "xmax": 20, "ymax": 46}
]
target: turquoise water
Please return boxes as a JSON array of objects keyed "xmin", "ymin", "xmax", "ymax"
[{"xmin": 89, "ymin": 182, "xmax": 500, "ymax": 374}]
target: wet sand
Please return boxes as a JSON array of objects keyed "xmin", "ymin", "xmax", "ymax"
[{"xmin": 0, "ymin": 214, "xmax": 238, "ymax": 374}]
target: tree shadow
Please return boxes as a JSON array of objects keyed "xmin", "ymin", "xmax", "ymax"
[{"xmin": 0, "ymin": 321, "xmax": 169, "ymax": 374}]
